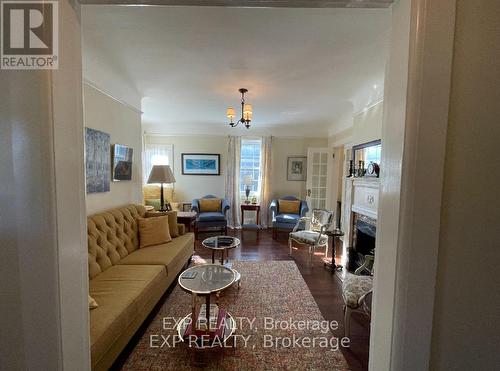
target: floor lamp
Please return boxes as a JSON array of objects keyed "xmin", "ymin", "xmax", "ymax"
[{"xmin": 147, "ymin": 165, "xmax": 175, "ymax": 212}]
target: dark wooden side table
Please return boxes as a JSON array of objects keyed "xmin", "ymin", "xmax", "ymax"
[
  {"xmin": 241, "ymin": 203, "xmax": 260, "ymax": 225},
  {"xmin": 324, "ymin": 229, "xmax": 345, "ymax": 272},
  {"xmin": 177, "ymin": 211, "xmax": 196, "ymax": 232}
]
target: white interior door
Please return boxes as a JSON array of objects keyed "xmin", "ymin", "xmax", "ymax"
[{"xmin": 306, "ymin": 147, "xmax": 332, "ymax": 212}]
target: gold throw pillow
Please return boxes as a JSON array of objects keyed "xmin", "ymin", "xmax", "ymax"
[
  {"xmin": 138, "ymin": 215, "xmax": 172, "ymax": 248},
  {"xmin": 145, "ymin": 210, "xmax": 179, "ymax": 237},
  {"xmin": 278, "ymin": 199, "xmax": 301, "ymax": 214},
  {"xmin": 199, "ymin": 198, "xmax": 222, "ymax": 212}
]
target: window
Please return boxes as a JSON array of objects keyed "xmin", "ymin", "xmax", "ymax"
[
  {"xmin": 240, "ymin": 139, "xmax": 262, "ymax": 200},
  {"xmin": 143, "ymin": 143, "xmax": 173, "ymax": 184}
]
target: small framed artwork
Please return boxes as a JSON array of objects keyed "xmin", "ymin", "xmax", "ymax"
[
  {"xmin": 112, "ymin": 144, "xmax": 133, "ymax": 181},
  {"xmin": 181, "ymin": 153, "xmax": 220, "ymax": 175},
  {"xmin": 287, "ymin": 156, "xmax": 307, "ymax": 181}
]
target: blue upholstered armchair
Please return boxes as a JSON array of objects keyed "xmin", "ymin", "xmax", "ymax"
[
  {"xmin": 191, "ymin": 195, "xmax": 230, "ymax": 239},
  {"xmin": 269, "ymin": 196, "xmax": 309, "ymax": 239}
]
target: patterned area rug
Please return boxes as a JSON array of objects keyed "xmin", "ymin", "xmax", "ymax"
[{"xmin": 121, "ymin": 261, "xmax": 349, "ymax": 370}]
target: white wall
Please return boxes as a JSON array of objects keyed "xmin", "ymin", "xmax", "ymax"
[
  {"xmin": 430, "ymin": 0, "xmax": 500, "ymax": 369},
  {"xmin": 84, "ymin": 84, "xmax": 143, "ymax": 214},
  {"xmin": 145, "ymin": 135, "xmax": 229, "ymax": 202},
  {"xmin": 352, "ymin": 101, "xmax": 383, "ymax": 146},
  {"xmin": 0, "ymin": 1, "xmax": 89, "ymax": 369},
  {"xmin": 144, "ymin": 135, "xmax": 328, "ymax": 203},
  {"xmin": 271, "ymin": 137, "xmax": 328, "ymax": 200}
]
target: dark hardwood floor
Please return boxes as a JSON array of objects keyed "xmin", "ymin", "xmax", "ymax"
[{"xmin": 194, "ymin": 228, "xmax": 370, "ymax": 371}]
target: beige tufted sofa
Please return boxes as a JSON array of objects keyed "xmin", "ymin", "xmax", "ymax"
[{"xmin": 87, "ymin": 204, "xmax": 194, "ymax": 371}]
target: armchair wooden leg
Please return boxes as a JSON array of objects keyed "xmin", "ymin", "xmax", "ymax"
[
  {"xmin": 288, "ymin": 238, "xmax": 293, "ymax": 257},
  {"xmin": 272, "ymin": 227, "xmax": 277, "ymax": 240},
  {"xmin": 309, "ymin": 246, "xmax": 314, "ymax": 267},
  {"xmin": 194, "ymin": 224, "xmax": 198, "ymax": 240},
  {"xmin": 344, "ymin": 306, "xmax": 352, "ymax": 338}
]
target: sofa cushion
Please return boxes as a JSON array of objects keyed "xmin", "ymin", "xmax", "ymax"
[
  {"xmin": 146, "ymin": 210, "xmax": 179, "ymax": 237},
  {"xmin": 276, "ymin": 213, "xmax": 300, "ymax": 224},
  {"xmin": 138, "ymin": 216, "xmax": 171, "ymax": 248},
  {"xmin": 145, "ymin": 198, "xmax": 161, "ymax": 211},
  {"xmin": 87, "ymin": 204, "xmax": 146, "ymax": 279},
  {"xmin": 89, "ymin": 295, "xmax": 99, "ymax": 310},
  {"xmin": 278, "ymin": 199, "xmax": 300, "ymax": 214},
  {"xmin": 89, "ymin": 265, "xmax": 167, "ymax": 366},
  {"xmin": 197, "ymin": 211, "xmax": 225, "ymax": 222},
  {"xmin": 118, "ymin": 233, "xmax": 195, "ymax": 276},
  {"xmin": 199, "ymin": 198, "xmax": 222, "ymax": 212}
]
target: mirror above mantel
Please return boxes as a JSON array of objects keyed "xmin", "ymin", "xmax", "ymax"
[{"xmin": 351, "ymin": 139, "xmax": 381, "ymax": 177}]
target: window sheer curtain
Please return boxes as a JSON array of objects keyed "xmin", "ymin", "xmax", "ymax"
[
  {"xmin": 225, "ymin": 136, "xmax": 241, "ymax": 229},
  {"xmin": 143, "ymin": 143, "xmax": 173, "ymax": 184},
  {"xmin": 259, "ymin": 136, "xmax": 273, "ymax": 228}
]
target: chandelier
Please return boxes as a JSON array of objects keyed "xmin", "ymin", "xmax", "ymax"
[{"xmin": 226, "ymin": 88, "xmax": 252, "ymax": 129}]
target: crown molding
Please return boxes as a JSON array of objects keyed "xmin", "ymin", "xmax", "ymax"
[{"xmin": 83, "ymin": 79, "xmax": 143, "ymax": 114}]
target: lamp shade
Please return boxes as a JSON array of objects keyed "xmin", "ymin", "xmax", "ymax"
[
  {"xmin": 147, "ymin": 165, "xmax": 175, "ymax": 184},
  {"xmin": 243, "ymin": 103, "xmax": 252, "ymax": 115},
  {"xmin": 226, "ymin": 107, "xmax": 235, "ymax": 119},
  {"xmin": 243, "ymin": 175, "xmax": 253, "ymax": 186}
]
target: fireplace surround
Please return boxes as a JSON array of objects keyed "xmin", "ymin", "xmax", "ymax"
[
  {"xmin": 348, "ymin": 213, "xmax": 376, "ymax": 272},
  {"xmin": 342, "ymin": 178, "xmax": 379, "ymax": 273}
]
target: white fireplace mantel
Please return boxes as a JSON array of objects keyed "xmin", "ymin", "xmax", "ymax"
[
  {"xmin": 342, "ymin": 177, "xmax": 380, "ymax": 248},
  {"xmin": 352, "ymin": 179, "xmax": 379, "ymax": 220}
]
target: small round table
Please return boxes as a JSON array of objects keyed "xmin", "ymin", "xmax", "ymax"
[
  {"xmin": 177, "ymin": 264, "xmax": 236, "ymax": 348},
  {"xmin": 324, "ymin": 229, "xmax": 345, "ymax": 272},
  {"xmin": 202, "ymin": 236, "xmax": 241, "ymax": 287}
]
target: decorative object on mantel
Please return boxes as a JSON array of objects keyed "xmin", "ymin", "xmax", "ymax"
[
  {"xmin": 366, "ymin": 162, "xmax": 380, "ymax": 178},
  {"xmin": 287, "ymin": 156, "xmax": 307, "ymax": 181},
  {"xmin": 348, "ymin": 160, "xmax": 354, "ymax": 177},
  {"xmin": 85, "ymin": 127, "xmax": 110, "ymax": 194},
  {"xmin": 242, "ymin": 175, "xmax": 253, "ymax": 204},
  {"xmin": 357, "ymin": 160, "xmax": 365, "ymax": 177},
  {"xmin": 181, "ymin": 153, "xmax": 220, "ymax": 175},
  {"xmin": 226, "ymin": 88, "xmax": 253, "ymax": 129},
  {"xmin": 112, "ymin": 144, "xmax": 133, "ymax": 181},
  {"xmin": 147, "ymin": 165, "xmax": 175, "ymax": 212}
]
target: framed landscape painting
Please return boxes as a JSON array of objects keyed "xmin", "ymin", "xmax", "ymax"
[
  {"xmin": 181, "ymin": 153, "xmax": 220, "ymax": 175},
  {"xmin": 85, "ymin": 127, "xmax": 111, "ymax": 193}
]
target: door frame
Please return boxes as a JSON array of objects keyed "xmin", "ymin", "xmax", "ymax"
[
  {"xmin": 369, "ymin": 0, "xmax": 457, "ymax": 370},
  {"xmin": 52, "ymin": 0, "xmax": 457, "ymax": 369}
]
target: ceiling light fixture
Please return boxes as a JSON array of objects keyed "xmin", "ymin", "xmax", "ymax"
[{"xmin": 227, "ymin": 88, "xmax": 252, "ymax": 129}]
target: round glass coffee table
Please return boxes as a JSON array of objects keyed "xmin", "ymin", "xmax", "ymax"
[
  {"xmin": 202, "ymin": 236, "xmax": 241, "ymax": 287},
  {"xmin": 177, "ymin": 264, "xmax": 236, "ymax": 347}
]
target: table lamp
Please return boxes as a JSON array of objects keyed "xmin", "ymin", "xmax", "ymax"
[
  {"xmin": 147, "ymin": 165, "xmax": 175, "ymax": 211},
  {"xmin": 243, "ymin": 175, "xmax": 253, "ymax": 204}
]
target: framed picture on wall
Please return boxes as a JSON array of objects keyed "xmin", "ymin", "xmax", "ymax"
[
  {"xmin": 112, "ymin": 144, "xmax": 133, "ymax": 181},
  {"xmin": 287, "ymin": 156, "xmax": 307, "ymax": 181},
  {"xmin": 181, "ymin": 153, "xmax": 220, "ymax": 175},
  {"xmin": 85, "ymin": 127, "xmax": 110, "ymax": 193}
]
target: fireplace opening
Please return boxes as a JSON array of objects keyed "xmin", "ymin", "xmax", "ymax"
[{"xmin": 348, "ymin": 213, "xmax": 376, "ymax": 273}]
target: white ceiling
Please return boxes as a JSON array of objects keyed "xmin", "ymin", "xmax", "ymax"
[{"xmin": 82, "ymin": 6, "xmax": 391, "ymax": 136}]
